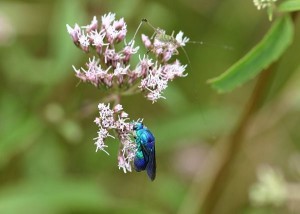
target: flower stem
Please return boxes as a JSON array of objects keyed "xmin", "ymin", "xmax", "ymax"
[
  {"xmin": 200, "ymin": 62, "xmax": 277, "ymax": 214},
  {"xmin": 199, "ymin": 12, "xmax": 299, "ymax": 214}
]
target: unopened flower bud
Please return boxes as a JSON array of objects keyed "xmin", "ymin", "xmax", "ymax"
[
  {"xmin": 141, "ymin": 34, "xmax": 152, "ymax": 49},
  {"xmin": 66, "ymin": 24, "xmax": 81, "ymax": 44}
]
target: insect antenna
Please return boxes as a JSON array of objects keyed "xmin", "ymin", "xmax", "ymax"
[
  {"xmin": 128, "ymin": 19, "xmax": 145, "ymax": 46},
  {"xmin": 141, "ymin": 19, "xmax": 161, "ymax": 41},
  {"xmin": 127, "ymin": 18, "xmax": 159, "ymax": 48},
  {"xmin": 76, "ymin": 80, "xmax": 82, "ymax": 87},
  {"xmin": 188, "ymin": 40, "xmax": 234, "ymax": 51},
  {"xmin": 141, "ymin": 19, "xmax": 158, "ymax": 33}
]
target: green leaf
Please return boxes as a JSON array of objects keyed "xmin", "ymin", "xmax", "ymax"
[
  {"xmin": 278, "ymin": 0, "xmax": 300, "ymax": 12},
  {"xmin": 208, "ymin": 15, "xmax": 294, "ymax": 93}
]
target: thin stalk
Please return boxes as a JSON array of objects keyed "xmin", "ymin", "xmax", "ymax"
[
  {"xmin": 201, "ymin": 62, "xmax": 276, "ymax": 214},
  {"xmin": 200, "ymin": 12, "xmax": 299, "ymax": 214}
]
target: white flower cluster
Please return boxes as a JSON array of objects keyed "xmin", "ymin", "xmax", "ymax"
[
  {"xmin": 67, "ymin": 13, "xmax": 188, "ymax": 103},
  {"xmin": 249, "ymin": 165, "xmax": 287, "ymax": 207},
  {"xmin": 94, "ymin": 103, "xmax": 136, "ymax": 173},
  {"xmin": 67, "ymin": 13, "xmax": 127, "ymax": 52},
  {"xmin": 253, "ymin": 0, "xmax": 277, "ymax": 10},
  {"xmin": 139, "ymin": 59, "xmax": 187, "ymax": 102},
  {"xmin": 139, "ymin": 30, "xmax": 189, "ymax": 102}
]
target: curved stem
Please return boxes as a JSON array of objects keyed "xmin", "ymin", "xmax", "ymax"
[
  {"xmin": 178, "ymin": 11, "xmax": 299, "ymax": 214},
  {"xmin": 200, "ymin": 12, "xmax": 299, "ymax": 214},
  {"xmin": 200, "ymin": 62, "xmax": 277, "ymax": 214}
]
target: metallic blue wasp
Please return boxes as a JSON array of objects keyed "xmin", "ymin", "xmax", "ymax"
[{"xmin": 133, "ymin": 122, "xmax": 156, "ymax": 181}]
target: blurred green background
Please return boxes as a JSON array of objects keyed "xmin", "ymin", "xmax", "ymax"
[{"xmin": 1, "ymin": 0, "xmax": 300, "ymax": 213}]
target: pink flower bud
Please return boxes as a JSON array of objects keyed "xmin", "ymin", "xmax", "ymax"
[
  {"xmin": 66, "ymin": 24, "xmax": 81, "ymax": 44},
  {"xmin": 114, "ymin": 18, "xmax": 125, "ymax": 30},
  {"xmin": 85, "ymin": 16, "xmax": 98, "ymax": 33},
  {"xmin": 113, "ymin": 104, "xmax": 123, "ymax": 112},
  {"xmin": 141, "ymin": 34, "xmax": 152, "ymax": 49}
]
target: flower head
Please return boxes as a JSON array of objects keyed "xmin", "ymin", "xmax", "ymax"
[
  {"xmin": 84, "ymin": 16, "xmax": 98, "ymax": 33},
  {"xmin": 66, "ymin": 23, "xmax": 81, "ymax": 44},
  {"xmin": 141, "ymin": 34, "xmax": 152, "ymax": 49},
  {"xmin": 67, "ymin": 13, "xmax": 188, "ymax": 103},
  {"xmin": 78, "ymin": 31, "xmax": 90, "ymax": 52},
  {"xmin": 94, "ymin": 103, "xmax": 137, "ymax": 172},
  {"xmin": 101, "ymin": 12, "xmax": 116, "ymax": 29},
  {"xmin": 253, "ymin": 0, "xmax": 277, "ymax": 20},
  {"xmin": 89, "ymin": 30, "xmax": 108, "ymax": 54},
  {"xmin": 253, "ymin": 0, "xmax": 277, "ymax": 10},
  {"xmin": 175, "ymin": 31, "xmax": 190, "ymax": 46},
  {"xmin": 249, "ymin": 165, "xmax": 287, "ymax": 206}
]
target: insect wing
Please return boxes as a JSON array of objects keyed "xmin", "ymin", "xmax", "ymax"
[
  {"xmin": 140, "ymin": 130, "xmax": 156, "ymax": 181},
  {"xmin": 146, "ymin": 145, "xmax": 156, "ymax": 181},
  {"xmin": 135, "ymin": 126, "xmax": 157, "ymax": 181}
]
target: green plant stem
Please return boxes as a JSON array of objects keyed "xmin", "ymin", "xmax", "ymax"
[
  {"xmin": 200, "ymin": 12, "xmax": 299, "ymax": 214},
  {"xmin": 201, "ymin": 63, "xmax": 276, "ymax": 214}
]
